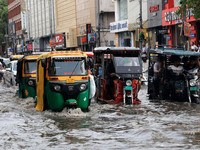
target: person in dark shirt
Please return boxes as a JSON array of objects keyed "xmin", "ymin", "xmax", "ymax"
[
  {"xmin": 184, "ymin": 56, "xmax": 200, "ymax": 73},
  {"xmin": 105, "ymin": 60, "xmax": 116, "ymax": 100}
]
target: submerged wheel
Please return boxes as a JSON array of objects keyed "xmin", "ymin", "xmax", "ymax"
[
  {"xmin": 125, "ymin": 97, "xmax": 132, "ymax": 105},
  {"xmin": 81, "ymin": 107, "xmax": 90, "ymax": 112},
  {"xmin": 192, "ymin": 97, "xmax": 199, "ymax": 104}
]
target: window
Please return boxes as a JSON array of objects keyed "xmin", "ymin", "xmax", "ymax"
[
  {"xmin": 118, "ymin": 0, "xmax": 128, "ymax": 21},
  {"xmin": 24, "ymin": 60, "xmax": 37, "ymax": 74}
]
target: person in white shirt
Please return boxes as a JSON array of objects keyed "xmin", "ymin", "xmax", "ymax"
[
  {"xmin": 191, "ymin": 42, "xmax": 198, "ymax": 52},
  {"xmin": 168, "ymin": 55, "xmax": 183, "ymax": 75}
]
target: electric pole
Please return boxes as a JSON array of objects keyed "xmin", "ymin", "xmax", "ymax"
[
  {"xmin": 139, "ymin": 0, "xmax": 143, "ymax": 51},
  {"xmin": 97, "ymin": 0, "xmax": 101, "ymax": 47}
]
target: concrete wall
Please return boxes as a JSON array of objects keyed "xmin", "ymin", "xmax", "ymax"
[
  {"xmin": 147, "ymin": 0, "xmax": 163, "ymax": 28},
  {"xmin": 128, "ymin": 0, "xmax": 147, "ymax": 28},
  {"xmin": 55, "ymin": 0, "xmax": 77, "ymax": 48},
  {"xmin": 99, "ymin": 0, "xmax": 114, "ymax": 12},
  {"xmin": 26, "ymin": 0, "xmax": 55, "ymax": 39}
]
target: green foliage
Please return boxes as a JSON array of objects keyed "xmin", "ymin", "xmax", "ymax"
[
  {"xmin": 0, "ymin": 0, "xmax": 8, "ymax": 45},
  {"xmin": 178, "ymin": 0, "xmax": 200, "ymax": 20}
]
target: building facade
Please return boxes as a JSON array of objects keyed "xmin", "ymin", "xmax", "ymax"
[
  {"xmin": 162, "ymin": 0, "xmax": 200, "ymax": 48},
  {"xmin": 8, "ymin": 0, "xmax": 25, "ymax": 54},
  {"xmin": 148, "ymin": 0, "xmax": 167, "ymax": 48},
  {"xmin": 76, "ymin": 0, "xmax": 115, "ymax": 51},
  {"xmin": 26, "ymin": 0, "xmax": 56, "ymax": 51},
  {"xmin": 111, "ymin": 0, "xmax": 148, "ymax": 48}
]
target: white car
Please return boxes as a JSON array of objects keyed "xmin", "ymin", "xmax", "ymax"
[{"xmin": 3, "ymin": 60, "xmax": 17, "ymax": 86}]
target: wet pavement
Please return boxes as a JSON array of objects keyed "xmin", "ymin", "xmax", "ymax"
[{"xmin": 0, "ymin": 82, "xmax": 200, "ymax": 149}]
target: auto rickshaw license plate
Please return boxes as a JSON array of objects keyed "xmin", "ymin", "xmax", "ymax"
[
  {"xmin": 190, "ymin": 87, "xmax": 197, "ymax": 91},
  {"xmin": 66, "ymin": 79, "xmax": 75, "ymax": 83}
]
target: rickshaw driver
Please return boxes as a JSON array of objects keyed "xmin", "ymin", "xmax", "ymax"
[
  {"xmin": 153, "ymin": 58, "xmax": 164, "ymax": 97},
  {"xmin": 105, "ymin": 60, "xmax": 116, "ymax": 100}
]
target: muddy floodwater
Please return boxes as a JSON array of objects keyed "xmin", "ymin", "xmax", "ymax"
[{"xmin": 0, "ymin": 83, "xmax": 200, "ymax": 150}]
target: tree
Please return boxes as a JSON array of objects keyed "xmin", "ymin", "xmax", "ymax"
[
  {"xmin": 0, "ymin": 0, "xmax": 8, "ymax": 46},
  {"xmin": 178, "ymin": 0, "xmax": 200, "ymax": 20}
]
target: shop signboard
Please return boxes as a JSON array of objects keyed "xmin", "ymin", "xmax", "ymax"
[
  {"xmin": 88, "ymin": 33, "xmax": 96, "ymax": 44},
  {"xmin": 50, "ymin": 39, "xmax": 55, "ymax": 47},
  {"xmin": 27, "ymin": 44, "xmax": 33, "ymax": 50},
  {"xmin": 55, "ymin": 34, "xmax": 64, "ymax": 45},
  {"xmin": 110, "ymin": 20, "xmax": 128, "ymax": 33},
  {"xmin": 190, "ymin": 33, "xmax": 195, "ymax": 38},
  {"xmin": 184, "ymin": 21, "xmax": 190, "ymax": 37},
  {"xmin": 162, "ymin": 7, "xmax": 195, "ymax": 26}
]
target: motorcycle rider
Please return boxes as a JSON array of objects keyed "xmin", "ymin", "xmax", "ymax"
[{"xmin": 184, "ymin": 56, "xmax": 200, "ymax": 74}]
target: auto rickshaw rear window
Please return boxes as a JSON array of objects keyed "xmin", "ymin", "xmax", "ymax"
[{"xmin": 24, "ymin": 60, "xmax": 37, "ymax": 74}]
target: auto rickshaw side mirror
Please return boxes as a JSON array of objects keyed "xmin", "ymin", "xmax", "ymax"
[{"xmin": 41, "ymin": 59, "xmax": 46, "ymax": 68}]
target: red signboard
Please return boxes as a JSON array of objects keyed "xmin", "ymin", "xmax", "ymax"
[
  {"xmin": 184, "ymin": 21, "xmax": 190, "ymax": 37},
  {"xmin": 162, "ymin": 6, "xmax": 196, "ymax": 26},
  {"xmin": 81, "ymin": 36, "xmax": 87, "ymax": 43},
  {"xmin": 50, "ymin": 39, "xmax": 56, "ymax": 47},
  {"xmin": 27, "ymin": 44, "xmax": 33, "ymax": 50},
  {"xmin": 149, "ymin": 5, "xmax": 159, "ymax": 12},
  {"xmin": 55, "ymin": 34, "xmax": 64, "ymax": 44}
]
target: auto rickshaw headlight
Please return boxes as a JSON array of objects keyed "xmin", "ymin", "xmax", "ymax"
[
  {"xmin": 28, "ymin": 80, "xmax": 34, "ymax": 86},
  {"xmin": 54, "ymin": 85, "xmax": 61, "ymax": 91},
  {"xmin": 80, "ymin": 84, "xmax": 86, "ymax": 91},
  {"xmin": 126, "ymin": 80, "xmax": 132, "ymax": 86},
  {"xmin": 189, "ymin": 79, "xmax": 196, "ymax": 86}
]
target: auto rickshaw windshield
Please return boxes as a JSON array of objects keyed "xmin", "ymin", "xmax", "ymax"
[
  {"xmin": 113, "ymin": 56, "xmax": 141, "ymax": 74},
  {"xmin": 48, "ymin": 59, "xmax": 87, "ymax": 76},
  {"xmin": 24, "ymin": 60, "xmax": 37, "ymax": 74}
]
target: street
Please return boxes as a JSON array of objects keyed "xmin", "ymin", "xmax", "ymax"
[{"xmin": 1, "ymin": 82, "xmax": 200, "ymax": 149}]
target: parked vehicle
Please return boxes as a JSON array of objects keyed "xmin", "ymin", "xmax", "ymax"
[
  {"xmin": 3, "ymin": 60, "xmax": 17, "ymax": 86},
  {"xmin": 35, "ymin": 51, "xmax": 92, "ymax": 112},
  {"xmin": 93, "ymin": 47, "xmax": 142, "ymax": 104},
  {"xmin": 148, "ymin": 45, "xmax": 200, "ymax": 103},
  {"xmin": 16, "ymin": 55, "xmax": 40, "ymax": 98}
]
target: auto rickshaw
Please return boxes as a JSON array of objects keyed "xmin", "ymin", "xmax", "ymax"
[
  {"xmin": 16, "ymin": 55, "xmax": 40, "ymax": 98},
  {"xmin": 93, "ymin": 47, "xmax": 142, "ymax": 104},
  {"xmin": 148, "ymin": 45, "xmax": 200, "ymax": 103},
  {"xmin": 35, "ymin": 51, "xmax": 91, "ymax": 112},
  {"xmin": 10, "ymin": 55, "xmax": 24, "ymax": 61}
]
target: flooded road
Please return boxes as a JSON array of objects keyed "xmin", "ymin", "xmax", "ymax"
[{"xmin": 1, "ymin": 83, "xmax": 200, "ymax": 149}]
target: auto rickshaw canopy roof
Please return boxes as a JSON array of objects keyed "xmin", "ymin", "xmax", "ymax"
[
  {"xmin": 94, "ymin": 47, "xmax": 141, "ymax": 55},
  {"xmin": 149, "ymin": 48, "xmax": 200, "ymax": 56},
  {"xmin": 10, "ymin": 55, "xmax": 24, "ymax": 60},
  {"xmin": 37, "ymin": 51, "xmax": 88, "ymax": 61}
]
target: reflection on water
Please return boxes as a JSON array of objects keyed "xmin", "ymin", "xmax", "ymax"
[{"xmin": 0, "ymin": 83, "xmax": 200, "ymax": 149}]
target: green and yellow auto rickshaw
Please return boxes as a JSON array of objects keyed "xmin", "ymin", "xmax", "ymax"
[
  {"xmin": 16, "ymin": 55, "xmax": 40, "ymax": 98},
  {"xmin": 35, "ymin": 51, "xmax": 91, "ymax": 112}
]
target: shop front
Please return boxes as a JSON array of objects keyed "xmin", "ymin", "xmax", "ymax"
[
  {"xmin": 110, "ymin": 20, "xmax": 131, "ymax": 47},
  {"xmin": 162, "ymin": 7, "xmax": 198, "ymax": 47}
]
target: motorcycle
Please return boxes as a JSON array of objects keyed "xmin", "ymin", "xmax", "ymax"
[{"xmin": 185, "ymin": 68, "xmax": 199, "ymax": 104}]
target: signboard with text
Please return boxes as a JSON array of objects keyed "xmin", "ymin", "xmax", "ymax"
[{"xmin": 110, "ymin": 20, "xmax": 128, "ymax": 33}]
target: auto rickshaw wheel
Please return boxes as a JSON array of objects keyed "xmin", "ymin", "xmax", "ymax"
[
  {"xmin": 192, "ymin": 97, "xmax": 199, "ymax": 104},
  {"xmin": 81, "ymin": 107, "xmax": 90, "ymax": 112}
]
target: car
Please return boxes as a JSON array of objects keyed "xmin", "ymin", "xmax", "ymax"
[{"xmin": 3, "ymin": 60, "xmax": 17, "ymax": 86}]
